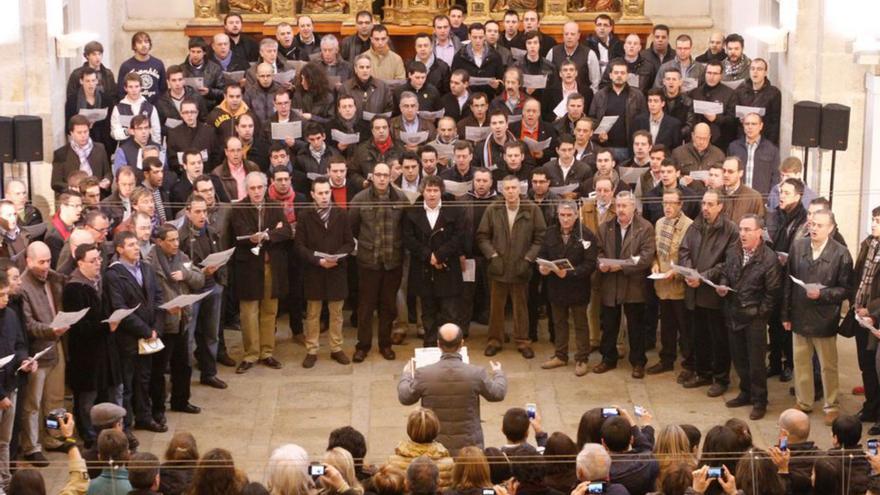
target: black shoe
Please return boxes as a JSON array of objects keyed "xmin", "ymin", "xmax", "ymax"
[
  {"xmin": 353, "ymin": 349, "xmax": 368, "ymax": 363},
  {"xmin": 125, "ymin": 430, "xmax": 140, "ymax": 451},
  {"xmin": 646, "ymin": 362, "xmax": 673, "ymax": 375},
  {"xmin": 484, "ymin": 345, "xmax": 501, "ymax": 357},
  {"xmin": 24, "ymin": 452, "xmax": 48, "ymax": 468},
  {"xmin": 519, "ymin": 347, "xmax": 535, "ymax": 359},
  {"xmin": 707, "ymin": 383, "xmax": 728, "ymax": 398},
  {"xmin": 153, "ymin": 413, "xmax": 167, "ymax": 426},
  {"xmin": 857, "ymin": 409, "xmax": 878, "ymax": 423},
  {"xmin": 677, "ymin": 370, "xmax": 695, "ymax": 384},
  {"xmin": 135, "ymin": 420, "xmax": 168, "ymax": 433},
  {"xmin": 235, "ymin": 361, "xmax": 254, "ymax": 374},
  {"xmin": 217, "ymin": 352, "xmax": 236, "ymax": 367},
  {"xmin": 725, "ymin": 395, "xmax": 752, "ymax": 408},
  {"xmin": 170, "ymin": 403, "xmax": 202, "ymax": 414},
  {"xmin": 750, "ymin": 405, "xmax": 767, "ymax": 420},
  {"xmin": 767, "ymin": 366, "xmax": 782, "ymax": 378},
  {"xmin": 380, "ymin": 348, "xmax": 396, "ymax": 360},
  {"xmin": 260, "ymin": 357, "xmax": 283, "ymax": 369},
  {"xmin": 683, "ymin": 375, "xmax": 712, "ymax": 389},
  {"xmin": 780, "ymin": 368, "xmax": 793, "ymax": 382},
  {"xmin": 870, "ymin": 423, "xmax": 880, "ymax": 435},
  {"xmin": 200, "ymin": 376, "xmax": 228, "ymax": 389}
]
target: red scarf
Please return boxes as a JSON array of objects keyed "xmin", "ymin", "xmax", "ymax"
[
  {"xmin": 51, "ymin": 212, "xmax": 72, "ymax": 241},
  {"xmin": 267, "ymin": 183, "xmax": 296, "ymax": 224},
  {"xmin": 374, "ymin": 136, "xmax": 393, "ymax": 155}
]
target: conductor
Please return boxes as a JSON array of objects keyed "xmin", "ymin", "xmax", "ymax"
[{"xmin": 398, "ymin": 323, "xmax": 508, "ymax": 454}]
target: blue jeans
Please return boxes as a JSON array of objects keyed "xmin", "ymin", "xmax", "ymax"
[{"xmin": 188, "ymin": 284, "xmax": 223, "ymax": 380}]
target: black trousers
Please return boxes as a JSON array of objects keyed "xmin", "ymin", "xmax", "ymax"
[
  {"xmin": 729, "ymin": 319, "xmax": 769, "ymax": 407},
  {"xmin": 284, "ymin": 251, "xmax": 305, "ymax": 334},
  {"xmin": 693, "ymin": 306, "xmax": 731, "ymax": 385},
  {"xmin": 356, "ymin": 266, "xmax": 403, "ymax": 352},
  {"xmin": 643, "ymin": 284, "xmax": 660, "ymax": 348},
  {"xmin": 658, "ymin": 299, "xmax": 688, "ymax": 366},
  {"xmin": 420, "ymin": 294, "xmax": 459, "ymax": 347},
  {"xmin": 459, "ymin": 257, "xmax": 489, "ymax": 334},
  {"xmin": 150, "ymin": 330, "xmax": 192, "ymax": 414},
  {"xmin": 120, "ymin": 353, "xmax": 152, "ymax": 426},
  {"xmin": 528, "ymin": 269, "xmax": 554, "ymax": 341},
  {"xmin": 600, "ymin": 303, "xmax": 646, "ymax": 367},
  {"xmin": 768, "ymin": 311, "xmax": 793, "ymax": 371},
  {"xmin": 857, "ymin": 327, "xmax": 880, "ymax": 417}
]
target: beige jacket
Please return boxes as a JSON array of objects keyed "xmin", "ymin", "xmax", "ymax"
[
  {"xmin": 653, "ymin": 214, "xmax": 694, "ymax": 300},
  {"xmin": 387, "ymin": 439, "xmax": 454, "ymax": 489}
]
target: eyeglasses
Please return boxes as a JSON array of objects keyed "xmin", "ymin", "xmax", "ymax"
[{"xmin": 372, "ymin": 172, "xmax": 390, "ymax": 178}]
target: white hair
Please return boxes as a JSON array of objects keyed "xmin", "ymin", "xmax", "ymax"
[
  {"xmin": 265, "ymin": 444, "xmax": 313, "ymax": 495},
  {"xmin": 320, "ymin": 34, "xmax": 339, "ymax": 49},
  {"xmin": 246, "ymin": 171, "xmax": 268, "ymax": 187},
  {"xmin": 576, "ymin": 443, "xmax": 611, "ymax": 481}
]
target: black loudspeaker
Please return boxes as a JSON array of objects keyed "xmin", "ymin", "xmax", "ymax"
[
  {"xmin": 791, "ymin": 101, "xmax": 822, "ymax": 147},
  {"xmin": 0, "ymin": 117, "xmax": 12, "ymax": 162},
  {"xmin": 820, "ymin": 103, "xmax": 851, "ymax": 151},
  {"xmin": 13, "ymin": 115, "xmax": 43, "ymax": 162}
]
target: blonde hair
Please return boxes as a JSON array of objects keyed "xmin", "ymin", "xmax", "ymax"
[
  {"xmin": 322, "ymin": 448, "xmax": 363, "ymax": 495},
  {"xmin": 654, "ymin": 425, "xmax": 697, "ymax": 487},
  {"xmin": 407, "ymin": 408, "xmax": 441, "ymax": 444},
  {"xmin": 265, "ymin": 444, "xmax": 314, "ymax": 495},
  {"xmin": 451, "ymin": 446, "xmax": 491, "ymax": 490}
]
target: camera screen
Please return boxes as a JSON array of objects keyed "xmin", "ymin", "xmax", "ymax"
[
  {"xmin": 708, "ymin": 467, "xmax": 722, "ymax": 478},
  {"xmin": 482, "ymin": 489, "xmax": 495, "ymax": 495},
  {"xmin": 587, "ymin": 482, "xmax": 604, "ymax": 494},
  {"xmin": 601, "ymin": 407, "xmax": 618, "ymax": 417},
  {"xmin": 310, "ymin": 465, "xmax": 325, "ymax": 476},
  {"xmin": 869, "ymin": 439, "xmax": 878, "ymax": 454},
  {"xmin": 46, "ymin": 418, "xmax": 59, "ymax": 429}
]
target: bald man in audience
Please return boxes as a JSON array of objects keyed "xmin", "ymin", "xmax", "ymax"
[{"xmin": 777, "ymin": 408, "xmax": 821, "ymax": 494}]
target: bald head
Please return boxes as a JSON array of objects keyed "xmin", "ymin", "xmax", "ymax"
[
  {"xmin": 26, "ymin": 241, "xmax": 52, "ymax": 279},
  {"xmin": 779, "ymin": 408, "xmax": 810, "ymax": 443},
  {"xmin": 26, "ymin": 241, "xmax": 50, "ymax": 260},
  {"xmin": 438, "ymin": 324, "xmax": 463, "ymax": 352},
  {"xmin": 69, "ymin": 228, "xmax": 95, "ymax": 254}
]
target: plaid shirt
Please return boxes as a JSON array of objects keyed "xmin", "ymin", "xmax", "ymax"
[
  {"xmin": 857, "ymin": 237, "xmax": 880, "ymax": 307},
  {"xmin": 742, "ymin": 246, "xmax": 756, "ymax": 267}
]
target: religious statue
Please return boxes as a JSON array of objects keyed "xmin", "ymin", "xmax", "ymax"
[
  {"xmin": 568, "ymin": 0, "xmax": 616, "ymax": 11},
  {"xmin": 229, "ymin": 0, "xmax": 271, "ymax": 13},
  {"xmin": 194, "ymin": 0, "xmax": 219, "ymax": 18},
  {"xmin": 490, "ymin": 0, "xmax": 537, "ymax": 11},
  {"xmin": 302, "ymin": 0, "xmax": 348, "ymax": 13}
]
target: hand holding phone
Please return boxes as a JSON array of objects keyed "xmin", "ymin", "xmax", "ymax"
[
  {"xmin": 601, "ymin": 407, "xmax": 619, "ymax": 418},
  {"xmin": 869, "ymin": 439, "xmax": 878, "ymax": 456}
]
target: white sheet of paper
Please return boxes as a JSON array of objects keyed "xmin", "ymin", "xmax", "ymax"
[
  {"xmin": 721, "ymin": 79, "xmax": 745, "ymax": 90},
  {"xmin": 362, "ymin": 111, "xmax": 392, "ymax": 121},
  {"xmin": 857, "ymin": 315, "xmax": 880, "ymax": 337},
  {"xmin": 183, "ymin": 77, "xmax": 204, "ymax": 90},
  {"xmin": 550, "ymin": 183, "xmax": 579, "ymax": 195},
  {"xmin": 776, "ymin": 252, "xmax": 789, "ymax": 263},
  {"xmin": 627, "ymin": 73, "xmax": 641, "ymax": 88},
  {"xmin": 32, "ymin": 345, "xmax": 54, "ymax": 361},
  {"xmin": 595, "ymin": 115, "xmax": 619, "ymax": 134},
  {"xmin": 235, "ymin": 229, "xmax": 268, "ymax": 241},
  {"xmin": 159, "ymin": 291, "xmax": 212, "ymax": 310},
  {"xmin": 598, "ymin": 256, "xmax": 640, "ymax": 267},
  {"xmin": 314, "ymin": 251, "xmax": 348, "ymax": 261},
  {"xmin": 102, "ymin": 304, "xmax": 141, "ymax": 324},
  {"xmin": 79, "ymin": 108, "xmax": 108, "ymax": 123},
  {"xmin": 271, "ymin": 121, "xmax": 302, "ymax": 140},
  {"xmin": 118, "ymin": 114, "xmax": 133, "ymax": 129},
  {"xmin": 138, "ymin": 338, "xmax": 165, "ymax": 355},
  {"xmin": 523, "ymin": 74, "xmax": 548, "ymax": 89},
  {"xmin": 647, "ymin": 272, "xmax": 669, "ymax": 280},
  {"xmin": 465, "ymin": 126, "xmax": 491, "ymax": 142},
  {"xmin": 0, "ymin": 354, "xmax": 14, "ymax": 368},
  {"xmin": 400, "ymin": 189, "xmax": 420, "ymax": 204},
  {"xmin": 165, "ymin": 118, "xmax": 183, "ymax": 129},
  {"xmin": 523, "ymin": 137, "xmax": 552, "ymax": 152},
  {"xmin": 50, "ymin": 308, "xmax": 90, "ymax": 330},
  {"xmin": 510, "ymin": 48, "xmax": 527, "ymax": 62},
  {"xmin": 619, "ymin": 166, "xmax": 647, "ymax": 185},
  {"xmin": 331, "ymin": 129, "xmax": 361, "ymax": 145},
  {"xmin": 199, "ymin": 247, "xmax": 236, "ymax": 268},
  {"xmin": 735, "ymin": 105, "xmax": 767, "ymax": 119},
  {"xmin": 670, "ymin": 262, "xmax": 700, "ymax": 279},
  {"xmin": 553, "ymin": 99, "xmax": 567, "ymax": 118},
  {"xmin": 537, "ymin": 258, "xmax": 574, "ymax": 271},
  {"xmin": 432, "ymin": 142, "xmax": 455, "ymax": 161},
  {"xmin": 790, "ymin": 275, "xmax": 826, "ymax": 292},
  {"xmin": 507, "ymin": 114, "xmax": 523, "ymax": 123},
  {"xmin": 274, "ymin": 70, "xmax": 297, "ymax": 85},
  {"xmin": 689, "ymin": 170, "xmax": 710, "ymax": 181},
  {"xmin": 693, "ymin": 100, "xmax": 724, "ymax": 115},
  {"xmin": 443, "ymin": 180, "xmax": 472, "ymax": 196},
  {"xmin": 462, "ymin": 259, "xmax": 476, "ymax": 282},
  {"xmin": 418, "ymin": 109, "xmax": 445, "ymax": 120},
  {"xmin": 222, "ymin": 70, "xmax": 245, "ymax": 83},
  {"xmin": 700, "ymin": 276, "xmax": 735, "ymax": 292},
  {"xmin": 469, "ymin": 76, "xmax": 496, "ymax": 86},
  {"xmin": 682, "ymin": 77, "xmax": 699, "ymax": 92},
  {"xmin": 306, "ymin": 172, "xmax": 326, "ymax": 181},
  {"xmin": 399, "ymin": 131, "xmax": 429, "ymax": 145},
  {"xmin": 414, "ymin": 346, "xmax": 470, "ymax": 368}
]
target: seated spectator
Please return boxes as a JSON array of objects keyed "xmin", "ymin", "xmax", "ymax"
[
  {"xmin": 322, "ymin": 448, "xmax": 364, "ymax": 495},
  {"xmin": 812, "ymin": 459, "xmax": 842, "ymax": 495},
  {"xmin": 328, "ymin": 426, "xmax": 375, "ymax": 483},
  {"xmin": 88, "ymin": 429, "xmax": 132, "ymax": 495},
  {"xmin": 242, "ymin": 483, "xmax": 271, "ymax": 495},
  {"xmin": 445, "ymin": 446, "xmax": 492, "ymax": 495},
  {"xmin": 128, "ymin": 452, "xmax": 161, "ymax": 495},
  {"xmin": 405, "ymin": 456, "xmax": 440, "ymax": 495},
  {"xmin": 509, "ymin": 448, "xmax": 561, "ymax": 495},
  {"xmin": 648, "ymin": 461, "xmax": 692, "ymax": 495},
  {"xmin": 574, "ymin": 443, "xmax": 629, "ymax": 495},
  {"xmin": 388, "ymin": 408, "xmax": 453, "ymax": 489},
  {"xmin": 483, "ymin": 447, "xmax": 512, "ymax": 486},
  {"xmin": 501, "ymin": 407, "xmax": 548, "ymax": 454},
  {"xmin": 576, "ymin": 408, "xmax": 605, "ymax": 449},
  {"xmin": 696, "ymin": 425, "xmax": 744, "ymax": 495},
  {"xmin": 9, "ymin": 411, "xmax": 89, "ymax": 495},
  {"xmin": 679, "ymin": 425, "xmax": 701, "ymax": 455},
  {"xmin": 724, "ymin": 418, "xmax": 753, "ymax": 452},
  {"xmin": 654, "ymin": 425, "xmax": 696, "ymax": 489},
  {"xmin": 691, "ymin": 449, "xmax": 788, "ymax": 495},
  {"xmin": 777, "ymin": 408, "xmax": 821, "ymax": 495},
  {"xmin": 542, "ymin": 433, "xmax": 579, "ymax": 494},
  {"xmin": 600, "ymin": 410, "xmax": 658, "ymax": 495},
  {"xmin": 160, "ymin": 432, "xmax": 199, "ymax": 495},
  {"xmin": 370, "ymin": 465, "xmax": 406, "ymax": 495},
  {"xmin": 829, "ymin": 414, "xmax": 869, "ymax": 495},
  {"xmin": 190, "ymin": 448, "xmax": 247, "ymax": 495}
]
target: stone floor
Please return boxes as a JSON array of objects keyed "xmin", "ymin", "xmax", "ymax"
[{"xmin": 42, "ymin": 315, "xmax": 867, "ymax": 491}]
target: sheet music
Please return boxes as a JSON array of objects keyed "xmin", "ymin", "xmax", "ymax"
[{"xmin": 271, "ymin": 121, "xmax": 302, "ymax": 140}]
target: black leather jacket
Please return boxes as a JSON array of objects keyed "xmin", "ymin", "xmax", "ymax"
[
  {"xmin": 782, "ymin": 237, "xmax": 853, "ymax": 337},
  {"xmin": 717, "ymin": 242, "xmax": 782, "ymax": 330}
]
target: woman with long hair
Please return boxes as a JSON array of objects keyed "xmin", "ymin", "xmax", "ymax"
[
  {"xmin": 322, "ymin": 448, "xmax": 363, "ymax": 495},
  {"xmin": 445, "ymin": 446, "xmax": 492, "ymax": 495},
  {"xmin": 292, "ymin": 62, "xmax": 335, "ymax": 124},
  {"xmin": 541, "ymin": 432, "xmax": 578, "ymax": 494},
  {"xmin": 161, "ymin": 432, "xmax": 200, "ymax": 495},
  {"xmin": 189, "ymin": 448, "xmax": 248, "ymax": 495},
  {"xmin": 654, "ymin": 425, "xmax": 697, "ymax": 488}
]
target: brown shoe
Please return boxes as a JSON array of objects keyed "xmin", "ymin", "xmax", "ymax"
[
  {"xmin": 631, "ymin": 365, "xmax": 646, "ymax": 379},
  {"xmin": 260, "ymin": 357, "xmax": 283, "ymax": 369},
  {"xmin": 390, "ymin": 332, "xmax": 406, "ymax": 345},
  {"xmin": 330, "ymin": 351, "xmax": 350, "ymax": 365},
  {"xmin": 750, "ymin": 406, "xmax": 767, "ymax": 420},
  {"xmin": 824, "ymin": 410, "xmax": 840, "ymax": 426},
  {"xmin": 380, "ymin": 347, "xmax": 396, "ymax": 360},
  {"xmin": 541, "ymin": 356, "xmax": 567, "ymax": 369},
  {"xmin": 575, "ymin": 361, "xmax": 589, "ymax": 376},
  {"xmin": 302, "ymin": 354, "xmax": 317, "ymax": 369},
  {"xmin": 593, "ymin": 362, "xmax": 617, "ymax": 374}
]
